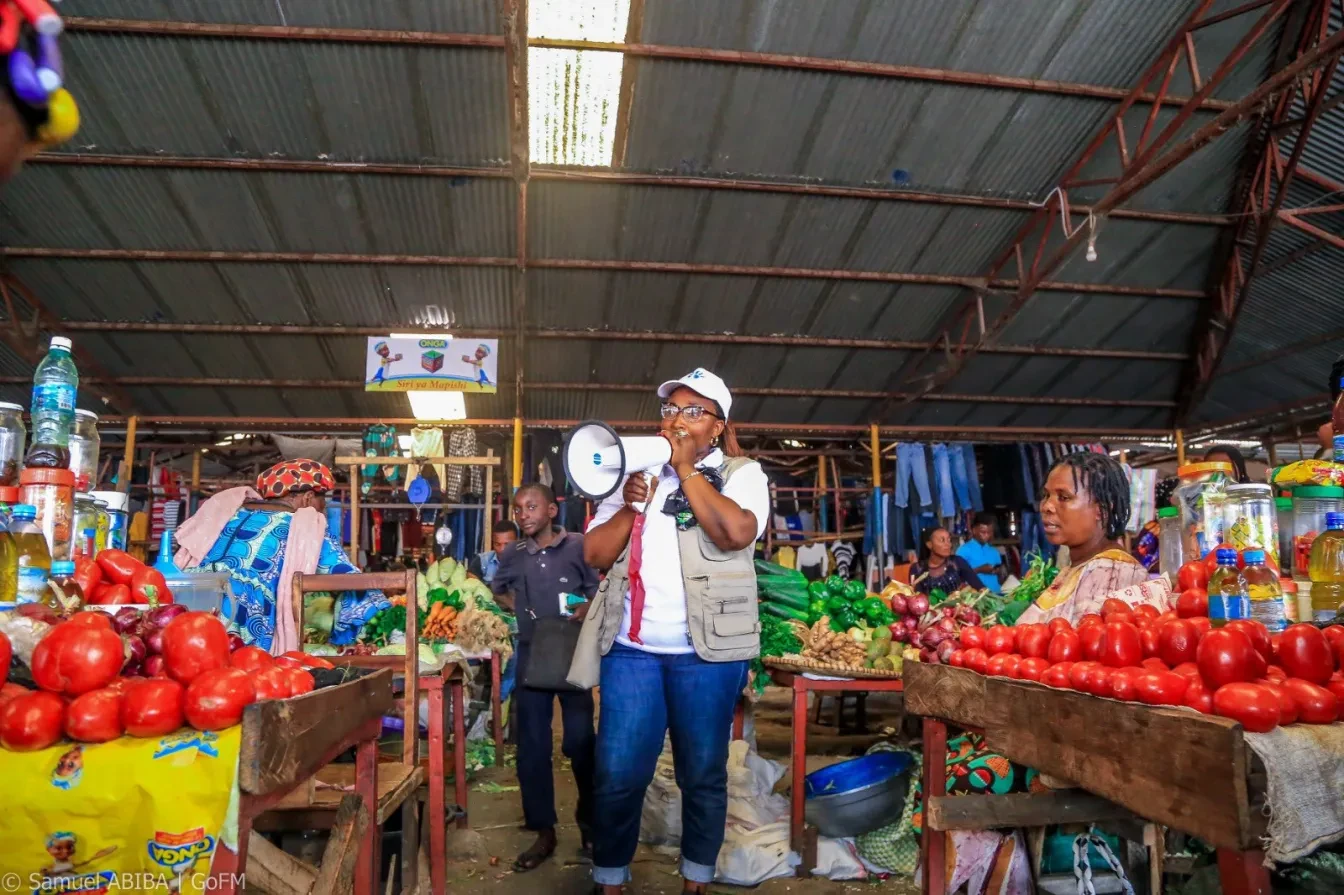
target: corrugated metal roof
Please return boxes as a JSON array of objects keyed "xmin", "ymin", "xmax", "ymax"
[
  {"xmin": 68, "ymin": 0, "xmax": 502, "ymax": 32},
  {"xmin": 61, "ymin": 33, "xmax": 507, "ymax": 164}
]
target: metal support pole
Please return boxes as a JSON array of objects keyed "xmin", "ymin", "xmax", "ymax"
[
  {"xmin": 1176, "ymin": 430, "xmax": 1186, "ymax": 466},
  {"xmin": 349, "ymin": 464, "xmax": 360, "ymax": 559},
  {"xmin": 190, "ymin": 449, "xmax": 201, "ymax": 515},
  {"xmin": 512, "ymin": 417, "xmax": 524, "ymax": 491},
  {"xmin": 817, "ymin": 453, "xmax": 828, "ymax": 535},
  {"xmin": 483, "ymin": 449, "xmax": 494, "ymax": 553},
  {"xmin": 119, "ymin": 416, "xmax": 137, "ymax": 495}
]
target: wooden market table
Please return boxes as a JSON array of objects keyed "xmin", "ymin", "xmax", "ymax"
[
  {"xmin": 903, "ymin": 663, "xmax": 1275, "ymax": 895},
  {"xmin": 207, "ymin": 669, "xmax": 395, "ymax": 895},
  {"xmin": 767, "ymin": 664, "xmax": 905, "ymax": 876}
]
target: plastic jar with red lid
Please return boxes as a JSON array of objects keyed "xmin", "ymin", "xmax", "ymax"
[{"xmin": 21, "ymin": 466, "xmax": 74, "ymax": 560}]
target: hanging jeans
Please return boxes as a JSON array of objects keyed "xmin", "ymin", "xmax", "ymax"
[
  {"xmin": 893, "ymin": 443, "xmax": 933, "ymax": 509},
  {"xmin": 931, "ymin": 444, "xmax": 958, "ymax": 518},
  {"xmin": 1020, "ymin": 511, "xmax": 1051, "ymax": 563},
  {"xmin": 1018, "ymin": 445, "xmax": 1038, "ymax": 506},
  {"xmin": 956, "ymin": 444, "xmax": 984, "ymax": 512}
]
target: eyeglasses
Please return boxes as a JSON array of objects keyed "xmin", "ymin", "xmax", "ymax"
[{"xmin": 660, "ymin": 403, "xmax": 719, "ymax": 422}]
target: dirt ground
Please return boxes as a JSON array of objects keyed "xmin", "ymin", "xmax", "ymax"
[{"xmin": 437, "ymin": 686, "xmax": 920, "ymax": 895}]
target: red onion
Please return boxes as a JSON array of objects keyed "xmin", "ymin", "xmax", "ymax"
[
  {"xmin": 923, "ymin": 629, "xmax": 947, "ymax": 647},
  {"xmin": 227, "ymin": 633, "xmax": 245, "ymax": 653},
  {"xmin": 936, "ymin": 640, "xmax": 957, "ymax": 663},
  {"xmin": 143, "ymin": 655, "xmax": 166, "ymax": 678},
  {"xmin": 908, "ymin": 594, "xmax": 930, "ymax": 616},
  {"xmin": 889, "ymin": 595, "xmax": 908, "ymax": 616},
  {"xmin": 903, "ymin": 616, "xmax": 919, "ymax": 631},
  {"xmin": 122, "ymin": 662, "xmax": 143, "ymax": 677},
  {"xmin": 113, "ymin": 607, "xmax": 142, "ymax": 635},
  {"xmin": 889, "ymin": 626, "xmax": 908, "ymax": 644},
  {"xmin": 147, "ymin": 604, "xmax": 187, "ymax": 628},
  {"xmin": 942, "ymin": 605, "xmax": 956, "ymax": 618},
  {"xmin": 920, "ymin": 647, "xmax": 939, "ymax": 664},
  {"xmin": 908, "ymin": 631, "xmax": 923, "ymax": 649},
  {"xmin": 936, "ymin": 617, "xmax": 958, "ymax": 635},
  {"xmin": 145, "ymin": 628, "xmax": 165, "ymax": 656},
  {"xmin": 124, "ymin": 634, "xmax": 146, "ymax": 667},
  {"xmin": 962, "ymin": 609, "xmax": 981, "ymax": 626}
]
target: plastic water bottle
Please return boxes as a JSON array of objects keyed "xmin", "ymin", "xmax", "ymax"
[
  {"xmin": 1309, "ymin": 511, "xmax": 1344, "ymax": 623},
  {"xmin": 1243, "ymin": 548, "xmax": 1289, "ymax": 632},
  {"xmin": 1207, "ymin": 548, "xmax": 1249, "ymax": 627},
  {"xmin": 26, "ymin": 336, "xmax": 79, "ymax": 468},
  {"xmin": 11, "ymin": 504, "xmax": 51, "ymax": 605}
]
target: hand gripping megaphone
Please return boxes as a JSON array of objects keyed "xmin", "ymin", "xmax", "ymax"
[{"xmin": 563, "ymin": 420, "xmax": 672, "ymax": 501}]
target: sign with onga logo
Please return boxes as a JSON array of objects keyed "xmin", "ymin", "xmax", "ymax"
[
  {"xmin": 365, "ymin": 335, "xmax": 498, "ymax": 393},
  {"xmin": 146, "ymin": 828, "xmax": 215, "ymax": 874}
]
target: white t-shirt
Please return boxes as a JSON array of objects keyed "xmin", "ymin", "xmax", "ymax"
[{"xmin": 588, "ymin": 450, "xmax": 770, "ymax": 654}]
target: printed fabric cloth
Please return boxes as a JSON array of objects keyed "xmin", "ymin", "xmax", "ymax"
[
  {"xmin": 192, "ymin": 507, "xmax": 387, "ymax": 649},
  {"xmin": 1015, "ymin": 549, "xmax": 1152, "ymax": 626},
  {"xmin": 255, "ymin": 459, "xmax": 335, "ymax": 499},
  {"xmin": 444, "ymin": 427, "xmax": 482, "ymax": 503}
]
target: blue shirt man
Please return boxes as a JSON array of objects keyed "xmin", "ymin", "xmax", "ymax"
[{"xmin": 956, "ymin": 513, "xmax": 1003, "ymax": 594}]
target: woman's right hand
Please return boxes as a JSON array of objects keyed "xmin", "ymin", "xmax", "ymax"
[{"xmin": 623, "ymin": 472, "xmax": 657, "ymax": 512}]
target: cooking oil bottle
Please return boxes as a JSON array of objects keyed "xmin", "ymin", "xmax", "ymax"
[
  {"xmin": 0, "ymin": 505, "xmax": 15, "ymax": 608},
  {"xmin": 1309, "ymin": 511, "xmax": 1344, "ymax": 623},
  {"xmin": 11, "ymin": 503, "xmax": 51, "ymax": 605},
  {"xmin": 1207, "ymin": 547, "xmax": 1249, "ymax": 628},
  {"xmin": 1243, "ymin": 549, "xmax": 1290, "ymax": 632}
]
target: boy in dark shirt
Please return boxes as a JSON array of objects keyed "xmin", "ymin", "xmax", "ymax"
[{"xmin": 492, "ymin": 484, "xmax": 598, "ymax": 871}]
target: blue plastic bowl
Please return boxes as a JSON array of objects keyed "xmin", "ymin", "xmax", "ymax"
[{"xmin": 805, "ymin": 751, "xmax": 912, "ymax": 799}]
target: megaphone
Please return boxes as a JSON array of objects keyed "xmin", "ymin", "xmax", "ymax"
[{"xmin": 564, "ymin": 420, "xmax": 672, "ymax": 501}]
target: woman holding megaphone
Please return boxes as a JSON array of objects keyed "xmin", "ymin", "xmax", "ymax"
[{"xmin": 582, "ymin": 369, "xmax": 770, "ymax": 895}]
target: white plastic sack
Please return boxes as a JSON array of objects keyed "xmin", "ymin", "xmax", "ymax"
[{"xmin": 716, "ymin": 821, "xmax": 797, "ymax": 886}]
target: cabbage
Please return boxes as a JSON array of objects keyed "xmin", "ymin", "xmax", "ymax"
[
  {"xmin": 416, "ymin": 575, "xmax": 429, "ymax": 610},
  {"xmin": 447, "ymin": 562, "xmax": 467, "ymax": 589},
  {"xmin": 424, "ymin": 563, "xmax": 442, "ymax": 588},
  {"xmin": 304, "ymin": 644, "xmax": 338, "ymax": 656},
  {"xmin": 374, "ymin": 644, "xmax": 406, "ymax": 656}
]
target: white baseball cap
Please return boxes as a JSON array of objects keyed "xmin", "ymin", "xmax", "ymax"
[{"xmin": 657, "ymin": 368, "xmax": 733, "ymax": 419}]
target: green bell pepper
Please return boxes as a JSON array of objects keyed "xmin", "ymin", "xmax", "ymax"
[
  {"xmin": 861, "ymin": 597, "xmax": 887, "ymax": 623},
  {"xmin": 825, "ymin": 574, "xmax": 846, "ymax": 596},
  {"xmin": 831, "ymin": 606, "xmax": 858, "ymax": 631},
  {"xmin": 844, "ymin": 579, "xmax": 867, "ymax": 602},
  {"xmin": 807, "ymin": 580, "xmax": 829, "ymax": 601},
  {"xmin": 825, "ymin": 594, "xmax": 849, "ymax": 614}
]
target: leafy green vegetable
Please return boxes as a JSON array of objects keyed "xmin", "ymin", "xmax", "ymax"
[{"xmin": 749, "ymin": 612, "xmax": 803, "ymax": 694}]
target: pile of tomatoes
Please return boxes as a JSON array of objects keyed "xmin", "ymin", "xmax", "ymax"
[
  {"xmin": 75, "ymin": 549, "xmax": 174, "ymax": 606},
  {"xmin": 0, "ymin": 611, "xmax": 331, "ymax": 751},
  {"xmin": 947, "ymin": 598, "xmax": 1344, "ymax": 734},
  {"xmin": 1171, "ymin": 548, "xmax": 1273, "ymax": 619}
]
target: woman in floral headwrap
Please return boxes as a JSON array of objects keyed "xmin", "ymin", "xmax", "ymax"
[{"xmin": 175, "ymin": 459, "xmax": 387, "ymax": 652}]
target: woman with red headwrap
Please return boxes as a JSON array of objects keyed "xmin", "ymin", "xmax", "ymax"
[{"xmin": 175, "ymin": 459, "xmax": 387, "ymax": 653}]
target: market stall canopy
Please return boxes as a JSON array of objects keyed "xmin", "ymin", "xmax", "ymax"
[{"xmin": 0, "ymin": 0, "xmax": 1339, "ymax": 438}]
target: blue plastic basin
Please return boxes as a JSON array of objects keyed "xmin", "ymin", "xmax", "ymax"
[
  {"xmin": 805, "ymin": 751, "xmax": 913, "ymax": 799},
  {"xmin": 804, "ymin": 751, "xmax": 914, "ymax": 838}
]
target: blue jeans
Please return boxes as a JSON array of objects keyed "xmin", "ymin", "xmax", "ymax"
[
  {"xmin": 931, "ymin": 444, "xmax": 957, "ymax": 518},
  {"xmin": 1018, "ymin": 445, "xmax": 1038, "ymax": 505},
  {"xmin": 960, "ymin": 444, "xmax": 984, "ymax": 512},
  {"xmin": 592, "ymin": 644, "xmax": 749, "ymax": 886},
  {"xmin": 894, "ymin": 443, "xmax": 932, "ymax": 509},
  {"xmin": 1020, "ymin": 511, "xmax": 1051, "ymax": 563}
]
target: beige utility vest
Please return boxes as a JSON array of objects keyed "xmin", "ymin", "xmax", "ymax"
[{"xmin": 593, "ymin": 457, "xmax": 761, "ymax": 663}]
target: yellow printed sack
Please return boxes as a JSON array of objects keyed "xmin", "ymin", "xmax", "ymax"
[{"xmin": 0, "ymin": 726, "xmax": 240, "ymax": 895}]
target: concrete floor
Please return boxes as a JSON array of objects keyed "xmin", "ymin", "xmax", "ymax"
[{"xmin": 439, "ymin": 686, "xmax": 920, "ymax": 895}]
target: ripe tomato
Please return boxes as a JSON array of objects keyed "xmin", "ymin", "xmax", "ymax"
[
  {"xmin": 65, "ymin": 612, "xmax": 114, "ymax": 631},
  {"xmin": 1176, "ymin": 589, "xmax": 1209, "ymax": 619},
  {"xmin": 1133, "ymin": 604, "xmax": 1160, "ymax": 621},
  {"xmin": 0, "ymin": 690, "xmax": 65, "ymax": 750},
  {"xmin": 1069, "ymin": 661, "xmax": 1102, "ymax": 691},
  {"xmin": 1139, "ymin": 626, "xmax": 1161, "ymax": 658},
  {"xmin": 1270, "ymin": 633, "xmax": 1283, "ymax": 662},
  {"xmin": 1281, "ymin": 678, "xmax": 1339, "ymax": 724},
  {"xmin": 1085, "ymin": 667, "xmax": 1117, "ymax": 697},
  {"xmin": 130, "ymin": 566, "xmax": 171, "ymax": 605},
  {"xmin": 1042, "ymin": 663, "xmax": 1074, "ymax": 689},
  {"xmin": 1197, "ymin": 628, "xmax": 1258, "ymax": 690},
  {"xmin": 1183, "ymin": 679, "xmax": 1213, "ymax": 713},
  {"xmin": 959, "ymin": 626, "xmax": 987, "ymax": 650},
  {"xmin": 1212, "ymin": 682, "xmax": 1279, "ymax": 733},
  {"xmin": 1177, "ymin": 561, "xmax": 1209, "ymax": 592},
  {"xmin": 1225, "ymin": 620, "xmax": 1272, "ymax": 662},
  {"xmin": 1264, "ymin": 665, "xmax": 1287, "ymax": 683},
  {"xmin": 948, "ymin": 650, "xmax": 966, "ymax": 668},
  {"xmin": 985, "ymin": 626, "xmax": 1017, "ymax": 656},
  {"xmin": 1257, "ymin": 681, "xmax": 1300, "ymax": 725},
  {"xmin": 1016, "ymin": 657, "xmax": 1050, "ymax": 682},
  {"xmin": 253, "ymin": 667, "xmax": 293, "ymax": 700},
  {"xmin": 229, "ymin": 646, "xmax": 274, "ymax": 673},
  {"xmin": 1140, "ymin": 657, "xmax": 1168, "ymax": 672},
  {"xmin": 1158, "ymin": 620, "xmax": 1200, "ymax": 668},
  {"xmin": 1171, "ymin": 661, "xmax": 1201, "ymax": 680},
  {"xmin": 1080, "ymin": 625, "xmax": 1105, "ymax": 661},
  {"xmin": 121, "ymin": 678, "xmax": 185, "ymax": 737},
  {"xmin": 1188, "ymin": 616, "xmax": 1212, "ymax": 640},
  {"xmin": 1016, "ymin": 624, "xmax": 1051, "ymax": 659},
  {"xmin": 1156, "ymin": 611, "xmax": 1180, "ymax": 624},
  {"xmin": 64, "ymin": 688, "xmax": 124, "ymax": 743},
  {"xmin": 1321, "ymin": 625, "xmax": 1344, "ymax": 654},
  {"xmin": 31, "ymin": 624, "xmax": 125, "ymax": 696},
  {"xmin": 1110, "ymin": 667, "xmax": 1143, "ymax": 701},
  {"xmin": 1047, "ymin": 618, "xmax": 1073, "ymax": 636},
  {"xmin": 0, "ymin": 631, "xmax": 9, "ymax": 685},
  {"xmin": 986, "ymin": 653, "xmax": 1016, "ymax": 677},
  {"xmin": 1278, "ymin": 624, "xmax": 1334, "ymax": 684},
  {"xmin": 1098, "ymin": 622, "xmax": 1142, "ymax": 668},
  {"xmin": 1077, "ymin": 613, "xmax": 1104, "ymax": 630},
  {"xmin": 280, "ymin": 668, "xmax": 315, "ymax": 696},
  {"xmin": 1047, "ymin": 631, "xmax": 1081, "ymax": 664},
  {"xmin": 1101, "ymin": 598, "xmax": 1132, "ymax": 618},
  {"xmin": 0, "ymin": 681, "xmax": 27, "ymax": 704},
  {"xmin": 160, "ymin": 612, "xmax": 230, "ymax": 684},
  {"xmin": 1135, "ymin": 670, "xmax": 1190, "ymax": 706},
  {"xmin": 183, "ymin": 668, "xmax": 256, "ymax": 731},
  {"xmin": 1326, "ymin": 677, "xmax": 1344, "ymax": 710}
]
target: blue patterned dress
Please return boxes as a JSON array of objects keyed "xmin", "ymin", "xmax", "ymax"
[{"xmin": 193, "ymin": 508, "xmax": 388, "ymax": 649}]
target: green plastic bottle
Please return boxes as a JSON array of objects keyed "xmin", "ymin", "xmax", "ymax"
[
  {"xmin": 1308, "ymin": 511, "xmax": 1344, "ymax": 623},
  {"xmin": 1207, "ymin": 548, "xmax": 1249, "ymax": 628}
]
